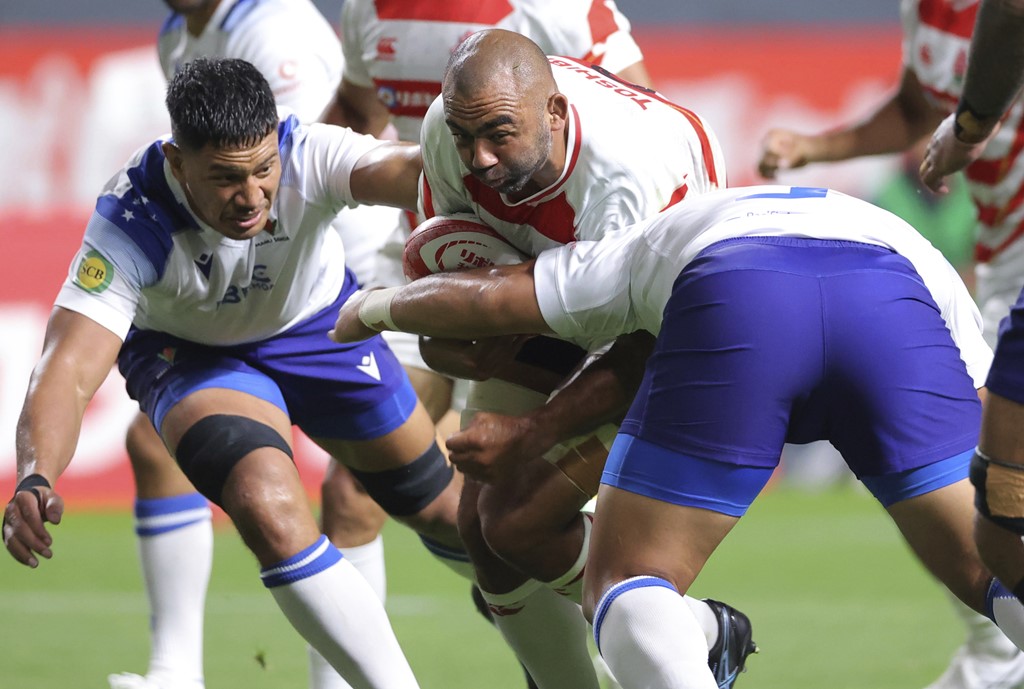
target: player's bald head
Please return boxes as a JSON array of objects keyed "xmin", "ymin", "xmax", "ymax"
[{"xmin": 443, "ymin": 29, "xmax": 556, "ymax": 108}]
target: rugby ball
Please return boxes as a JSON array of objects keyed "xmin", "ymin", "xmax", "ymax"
[{"xmin": 403, "ymin": 213, "xmax": 527, "ymax": 281}]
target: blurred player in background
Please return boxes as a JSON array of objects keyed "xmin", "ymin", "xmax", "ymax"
[
  {"xmin": 757, "ymin": 2, "xmax": 1024, "ymax": 685},
  {"xmin": 409, "ymin": 29, "xmax": 757, "ymax": 689},
  {"xmin": 108, "ymin": 1, "xmax": 404, "ymax": 688},
  {"xmin": 2, "ymin": 56, "xmax": 451, "ymax": 689},
  {"xmin": 329, "ymin": 184, "xmax": 1024, "ymax": 689}
]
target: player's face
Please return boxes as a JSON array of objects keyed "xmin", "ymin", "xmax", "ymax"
[
  {"xmin": 164, "ymin": 132, "xmax": 282, "ymax": 240},
  {"xmin": 445, "ymin": 92, "xmax": 552, "ymax": 197}
]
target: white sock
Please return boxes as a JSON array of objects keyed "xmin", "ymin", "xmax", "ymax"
[
  {"xmin": 264, "ymin": 536, "xmax": 419, "ymax": 689},
  {"xmin": 308, "ymin": 536, "xmax": 387, "ymax": 689},
  {"xmin": 986, "ymin": 579, "xmax": 1024, "ymax": 652},
  {"xmin": 481, "ymin": 580, "xmax": 600, "ymax": 689},
  {"xmin": 594, "ymin": 576, "xmax": 717, "ymax": 689},
  {"xmin": 541, "ymin": 516, "xmax": 720, "ymax": 653},
  {"xmin": 684, "ymin": 598, "xmax": 719, "ymax": 651},
  {"xmin": 545, "ymin": 514, "xmax": 591, "ymax": 604},
  {"xmin": 134, "ymin": 494, "xmax": 211, "ymax": 688}
]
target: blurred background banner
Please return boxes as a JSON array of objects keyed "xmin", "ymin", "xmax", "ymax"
[{"xmin": 0, "ymin": 6, "xmax": 906, "ymax": 502}]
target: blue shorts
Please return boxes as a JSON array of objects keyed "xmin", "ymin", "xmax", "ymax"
[
  {"xmin": 606, "ymin": 237, "xmax": 981, "ymax": 515},
  {"xmin": 986, "ymin": 284, "xmax": 1024, "ymax": 403},
  {"xmin": 118, "ymin": 271, "xmax": 416, "ymax": 441}
]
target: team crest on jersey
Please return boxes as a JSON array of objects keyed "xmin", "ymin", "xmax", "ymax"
[
  {"xmin": 376, "ymin": 36, "xmax": 397, "ymax": 61},
  {"xmin": 75, "ymin": 250, "xmax": 114, "ymax": 293}
]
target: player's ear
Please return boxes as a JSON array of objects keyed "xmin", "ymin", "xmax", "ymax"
[
  {"xmin": 162, "ymin": 142, "xmax": 186, "ymax": 183},
  {"xmin": 547, "ymin": 93, "xmax": 568, "ymax": 129}
]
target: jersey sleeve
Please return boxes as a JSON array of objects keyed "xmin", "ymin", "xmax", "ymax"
[
  {"xmin": 533, "ymin": 233, "xmax": 640, "ymax": 343},
  {"xmin": 418, "ymin": 97, "xmax": 476, "ymax": 218},
  {"xmin": 53, "ymin": 212, "xmax": 158, "ymax": 340},
  {"xmin": 226, "ymin": 10, "xmax": 343, "ymax": 122},
  {"xmin": 511, "ymin": 0, "xmax": 644, "ymax": 75},
  {"xmin": 340, "ymin": 0, "xmax": 376, "ymax": 88},
  {"xmin": 284, "ymin": 121, "xmax": 389, "ymax": 212}
]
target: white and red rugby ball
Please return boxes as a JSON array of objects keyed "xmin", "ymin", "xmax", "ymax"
[{"xmin": 403, "ymin": 213, "xmax": 527, "ymax": 281}]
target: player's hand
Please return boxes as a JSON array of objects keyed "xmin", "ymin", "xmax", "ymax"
[
  {"xmin": 757, "ymin": 128, "xmax": 814, "ymax": 179},
  {"xmin": 329, "ymin": 290, "xmax": 379, "ymax": 343},
  {"xmin": 446, "ymin": 411, "xmax": 545, "ymax": 482},
  {"xmin": 919, "ymin": 113, "xmax": 997, "ymax": 194},
  {"xmin": 419, "ymin": 335, "xmax": 532, "ymax": 381},
  {"xmin": 3, "ymin": 482, "xmax": 64, "ymax": 568}
]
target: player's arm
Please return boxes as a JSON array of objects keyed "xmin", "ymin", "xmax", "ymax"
[
  {"xmin": 321, "ymin": 77, "xmax": 393, "ymax": 137},
  {"xmin": 920, "ymin": 0, "xmax": 1024, "ymax": 192},
  {"xmin": 445, "ymin": 330, "xmax": 655, "ymax": 482},
  {"xmin": 4, "ymin": 307, "xmax": 123, "ymax": 567},
  {"xmin": 349, "ymin": 141, "xmax": 422, "ymax": 211},
  {"xmin": 330, "ymin": 261, "xmax": 548, "ymax": 343},
  {"xmin": 758, "ymin": 67, "xmax": 944, "ymax": 178}
]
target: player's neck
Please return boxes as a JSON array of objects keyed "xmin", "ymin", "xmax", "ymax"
[{"xmin": 185, "ymin": 0, "xmax": 224, "ymax": 37}]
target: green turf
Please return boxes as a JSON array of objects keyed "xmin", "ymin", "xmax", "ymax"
[{"xmin": 0, "ymin": 485, "xmax": 963, "ymax": 689}]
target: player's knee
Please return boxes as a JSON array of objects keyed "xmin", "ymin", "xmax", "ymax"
[
  {"xmin": 480, "ymin": 507, "xmax": 548, "ymax": 570},
  {"xmin": 971, "ymin": 450, "xmax": 1024, "ymax": 536},
  {"xmin": 174, "ymin": 414, "xmax": 293, "ymax": 507},
  {"xmin": 349, "ymin": 442, "xmax": 456, "ymax": 526}
]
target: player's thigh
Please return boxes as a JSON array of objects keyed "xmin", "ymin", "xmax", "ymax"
[
  {"xmin": 125, "ymin": 410, "xmax": 195, "ymax": 497},
  {"xmin": 887, "ymin": 479, "xmax": 993, "ymax": 611},
  {"xmin": 583, "ymin": 484, "xmax": 737, "ymax": 621}
]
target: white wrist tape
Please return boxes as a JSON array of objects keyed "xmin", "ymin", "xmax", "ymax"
[{"xmin": 357, "ymin": 287, "xmax": 402, "ymax": 332}]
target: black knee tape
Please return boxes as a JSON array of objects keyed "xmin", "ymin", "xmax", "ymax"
[
  {"xmin": 174, "ymin": 414, "xmax": 293, "ymax": 507},
  {"xmin": 970, "ymin": 451, "xmax": 1024, "ymax": 535},
  {"xmin": 349, "ymin": 443, "xmax": 453, "ymax": 517}
]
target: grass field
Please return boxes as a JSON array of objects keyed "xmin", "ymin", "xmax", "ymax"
[{"xmin": 0, "ymin": 484, "xmax": 964, "ymax": 689}]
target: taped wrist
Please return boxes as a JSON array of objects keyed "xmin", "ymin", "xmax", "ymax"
[
  {"xmin": 14, "ymin": 473, "xmax": 50, "ymax": 499},
  {"xmin": 358, "ymin": 287, "xmax": 401, "ymax": 332},
  {"xmin": 954, "ymin": 99, "xmax": 998, "ymax": 143},
  {"xmin": 970, "ymin": 450, "xmax": 1024, "ymax": 534}
]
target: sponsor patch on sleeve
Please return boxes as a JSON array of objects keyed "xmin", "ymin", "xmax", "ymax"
[{"xmin": 74, "ymin": 250, "xmax": 114, "ymax": 293}]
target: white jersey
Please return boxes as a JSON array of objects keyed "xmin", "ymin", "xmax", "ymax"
[
  {"xmin": 901, "ymin": 0, "xmax": 1024, "ymax": 264},
  {"xmin": 340, "ymin": 0, "xmax": 644, "ymax": 142},
  {"xmin": 534, "ymin": 185, "xmax": 992, "ymax": 387},
  {"xmin": 158, "ymin": 0, "xmax": 343, "ymax": 122},
  {"xmin": 54, "ymin": 116, "xmax": 383, "ymax": 346},
  {"xmin": 420, "ymin": 57, "xmax": 727, "ymax": 256}
]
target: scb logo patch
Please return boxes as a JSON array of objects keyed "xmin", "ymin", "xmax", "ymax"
[{"xmin": 75, "ymin": 250, "xmax": 114, "ymax": 293}]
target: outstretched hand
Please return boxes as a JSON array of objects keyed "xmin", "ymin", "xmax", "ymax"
[
  {"xmin": 446, "ymin": 411, "xmax": 549, "ymax": 483},
  {"xmin": 919, "ymin": 113, "xmax": 997, "ymax": 194},
  {"xmin": 3, "ymin": 484, "xmax": 64, "ymax": 568}
]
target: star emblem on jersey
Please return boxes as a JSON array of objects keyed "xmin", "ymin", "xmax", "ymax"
[{"xmin": 357, "ymin": 352, "xmax": 381, "ymax": 381}]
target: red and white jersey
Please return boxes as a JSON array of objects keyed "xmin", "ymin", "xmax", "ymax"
[
  {"xmin": 419, "ymin": 57, "xmax": 727, "ymax": 256},
  {"xmin": 902, "ymin": 0, "xmax": 1024, "ymax": 263},
  {"xmin": 158, "ymin": 0, "xmax": 343, "ymax": 122},
  {"xmin": 340, "ymin": 0, "xmax": 644, "ymax": 142}
]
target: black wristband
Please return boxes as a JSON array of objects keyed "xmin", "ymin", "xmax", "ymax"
[{"xmin": 14, "ymin": 474, "xmax": 50, "ymax": 497}]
